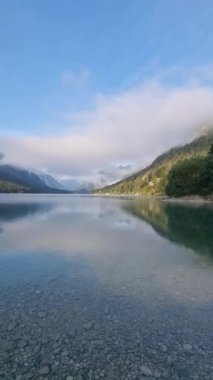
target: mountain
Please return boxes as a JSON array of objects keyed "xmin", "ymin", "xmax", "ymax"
[
  {"xmin": 0, "ymin": 202, "xmax": 54, "ymax": 222},
  {"xmin": 0, "ymin": 165, "xmax": 70, "ymax": 193},
  {"xmin": 60, "ymin": 166, "xmax": 134, "ymax": 192},
  {"xmin": 96, "ymin": 131, "xmax": 213, "ymax": 196},
  {"xmin": 60, "ymin": 179, "xmax": 95, "ymax": 193},
  {"xmin": 37, "ymin": 172, "xmax": 66, "ymax": 191}
]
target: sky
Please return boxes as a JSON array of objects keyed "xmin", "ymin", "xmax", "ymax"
[{"xmin": 1, "ymin": 0, "xmax": 213, "ymax": 183}]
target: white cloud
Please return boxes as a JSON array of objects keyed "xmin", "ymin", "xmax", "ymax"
[
  {"xmin": 61, "ymin": 69, "xmax": 90, "ymax": 85},
  {"xmin": 1, "ymin": 79, "xmax": 213, "ymax": 182}
]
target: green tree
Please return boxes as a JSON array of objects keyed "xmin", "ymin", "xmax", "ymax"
[{"xmin": 166, "ymin": 155, "xmax": 213, "ymax": 197}]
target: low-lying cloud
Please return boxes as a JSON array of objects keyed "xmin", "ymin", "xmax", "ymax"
[{"xmin": 1, "ymin": 79, "xmax": 213, "ymax": 182}]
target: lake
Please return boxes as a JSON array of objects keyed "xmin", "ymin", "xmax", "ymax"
[{"xmin": 0, "ymin": 195, "xmax": 212, "ymax": 380}]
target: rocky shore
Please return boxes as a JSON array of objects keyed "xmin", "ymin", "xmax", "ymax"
[{"xmin": 0, "ymin": 270, "xmax": 212, "ymax": 380}]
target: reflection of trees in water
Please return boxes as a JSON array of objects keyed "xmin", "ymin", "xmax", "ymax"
[
  {"xmin": 0, "ymin": 203, "xmax": 54, "ymax": 223},
  {"xmin": 124, "ymin": 198, "xmax": 213, "ymax": 258}
]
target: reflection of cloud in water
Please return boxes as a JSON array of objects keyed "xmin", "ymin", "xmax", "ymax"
[
  {"xmin": 0, "ymin": 197, "xmax": 212, "ymax": 380},
  {"xmin": 0, "ymin": 195, "xmax": 212, "ymax": 309},
  {"xmin": 114, "ymin": 217, "xmax": 134, "ymax": 230}
]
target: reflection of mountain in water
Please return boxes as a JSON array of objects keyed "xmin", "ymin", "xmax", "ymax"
[
  {"xmin": 0, "ymin": 202, "xmax": 53, "ymax": 223},
  {"xmin": 124, "ymin": 198, "xmax": 213, "ymax": 257}
]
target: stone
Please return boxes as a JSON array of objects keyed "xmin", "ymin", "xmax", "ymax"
[
  {"xmin": 66, "ymin": 377, "xmax": 74, "ymax": 380},
  {"xmin": 51, "ymin": 362, "xmax": 59, "ymax": 372},
  {"xmin": 153, "ymin": 369, "xmax": 161, "ymax": 378},
  {"xmin": 140, "ymin": 365, "xmax": 152, "ymax": 377},
  {"xmin": 161, "ymin": 344, "xmax": 168, "ymax": 352},
  {"xmin": 3, "ymin": 341, "xmax": 13, "ymax": 352},
  {"xmin": 183, "ymin": 343, "xmax": 192, "ymax": 352},
  {"xmin": 24, "ymin": 373, "xmax": 34, "ymax": 379},
  {"xmin": 35, "ymin": 289, "xmax": 42, "ymax": 295},
  {"xmin": 61, "ymin": 349, "xmax": 69, "ymax": 356},
  {"xmin": 167, "ymin": 355, "xmax": 175, "ymax": 366},
  {"xmin": 8, "ymin": 322, "xmax": 16, "ymax": 331},
  {"xmin": 38, "ymin": 311, "xmax": 46, "ymax": 318},
  {"xmin": 192, "ymin": 375, "xmax": 199, "ymax": 380},
  {"xmin": 83, "ymin": 321, "xmax": 94, "ymax": 331},
  {"xmin": 38, "ymin": 366, "xmax": 50, "ymax": 376},
  {"xmin": 177, "ymin": 368, "xmax": 189, "ymax": 377},
  {"xmin": 18, "ymin": 340, "xmax": 28, "ymax": 348},
  {"xmin": 54, "ymin": 349, "xmax": 61, "ymax": 355}
]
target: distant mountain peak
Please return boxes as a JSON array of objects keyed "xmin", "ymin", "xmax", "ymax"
[{"xmin": 0, "ymin": 164, "xmax": 70, "ymax": 194}]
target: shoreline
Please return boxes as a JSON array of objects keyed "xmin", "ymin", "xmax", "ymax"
[
  {"xmin": 164, "ymin": 195, "xmax": 213, "ymax": 203},
  {"xmin": 0, "ymin": 192, "xmax": 212, "ymax": 203},
  {"xmin": 93, "ymin": 193, "xmax": 213, "ymax": 203}
]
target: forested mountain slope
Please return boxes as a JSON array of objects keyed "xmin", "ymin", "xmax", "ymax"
[{"xmin": 96, "ymin": 132, "xmax": 213, "ymax": 196}]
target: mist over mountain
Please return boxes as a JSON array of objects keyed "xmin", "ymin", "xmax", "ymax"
[
  {"xmin": 96, "ymin": 129, "xmax": 213, "ymax": 196},
  {"xmin": 1, "ymin": 128, "xmax": 212, "ymax": 195},
  {"xmin": 60, "ymin": 178, "xmax": 94, "ymax": 192},
  {"xmin": 36, "ymin": 172, "xmax": 66, "ymax": 191},
  {"xmin": 0, "ymin": 164, "xmax": 70, "ymax": 194}
]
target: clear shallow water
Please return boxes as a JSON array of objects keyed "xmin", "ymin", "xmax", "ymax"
[{"xmin": 0, "ymin": 195, "xmax": 212, "ymax": 380}]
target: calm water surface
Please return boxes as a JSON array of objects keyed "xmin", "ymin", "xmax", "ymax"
[{"xmin": 0, "ymin": 195, "xmax": 212, "ymax": 380}]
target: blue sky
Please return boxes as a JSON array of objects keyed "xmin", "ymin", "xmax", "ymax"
[{"xmin": 1, "ymin": 1, "xmax": 213, "ymax": 180}]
